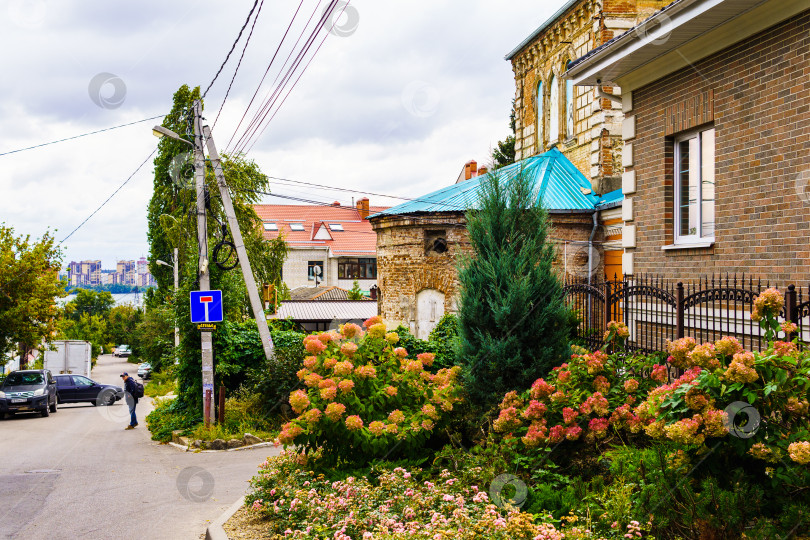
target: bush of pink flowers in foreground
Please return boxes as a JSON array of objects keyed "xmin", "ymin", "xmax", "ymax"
[
  {"xmin": 494, "ymin": 312, "xmax": 810, "ymax": 485},
  {"xmin": 245, "ymin": 450, "xmax": 648, "ymax": 539},
  {"xmin": 278, "ymin": 317, "xmax": 463, "ymax": 464}
]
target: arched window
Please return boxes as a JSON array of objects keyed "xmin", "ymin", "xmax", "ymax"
[
  {"xmin": 565, "ymin": 62, "xmax": 575, "ymax": 138},
  {"xmin": 548, "ymin": 74, "xmax": 559, "ymax": 143},
  {"xmin": 536, "ymin": 80, "xmax": 544, "ymax": 153}
]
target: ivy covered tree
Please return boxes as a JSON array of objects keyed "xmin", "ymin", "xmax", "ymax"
[
  {"xmin": 0, "ymin": 225, "xmax": 65, "ymax": 367},
  {"xmin": 144, "ymin": 84, "xmax": 288, "ymax": 415},
  {"xmin": 456, "ymin": 164, "xmax": 571, "ymax": 411}
]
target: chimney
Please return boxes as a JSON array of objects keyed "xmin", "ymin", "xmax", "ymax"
[
  {"xmin": 477, "ymin": 166, "xmax": 488, "ymax": 176},
  {"xmin": 356, "ymin": 197, "xmax": 370, "ymax": 219},
  {"xmin": 465, "ymin": 160, "xmax": 478, "ymax": 180}
]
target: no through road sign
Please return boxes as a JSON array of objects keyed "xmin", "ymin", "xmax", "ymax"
[{"xmin": 190, "ymin": 290, "xmax": 224, "ymax": 323}]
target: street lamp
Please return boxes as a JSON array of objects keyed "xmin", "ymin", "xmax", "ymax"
[
  {"xmin": 152, "ymin": 125, "xmax": 193, "ymax": 146},
  {"xmin": 156, "ymin": 248, "xmax": 180, "ymax": 360}
]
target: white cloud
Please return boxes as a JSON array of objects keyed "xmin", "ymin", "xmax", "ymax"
[{"xmin": 0, "ymin": 0, "xmax": 556, "ymax": 267}]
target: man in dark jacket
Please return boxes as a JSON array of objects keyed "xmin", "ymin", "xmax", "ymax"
[{"xmin": 120, "ymin": 372, "xmax": 139, "ymax": 429}]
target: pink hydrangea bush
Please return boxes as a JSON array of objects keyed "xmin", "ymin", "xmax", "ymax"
[
  {"xmin": 492, "ymin": 344, "xmax": 663, "ymax": 448},
  {"xmin": 279, "ymin": 317, "xmax": 463, "ymax": 464}
]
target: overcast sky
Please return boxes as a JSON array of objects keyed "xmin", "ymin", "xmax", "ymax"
[{"xmin": 0, "ymin": 0, "xmax": 557, "ymax": 268}]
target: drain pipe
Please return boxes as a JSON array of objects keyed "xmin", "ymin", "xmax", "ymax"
[
  {"xmin": 588, "ymin": 210, "xmax": 599, "ymax": 286},
  {"xmin": 596, "ymin": 79, "xmax": 623, "ymax": 106}
]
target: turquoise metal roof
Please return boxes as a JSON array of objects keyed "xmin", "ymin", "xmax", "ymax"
[
  {"xmin": 369, "ymin": 148, "xmax": 601, "ymax": 218},
  {"xmin": 597, "ymin": 188, "xmax": 623, "ymax": 207}
]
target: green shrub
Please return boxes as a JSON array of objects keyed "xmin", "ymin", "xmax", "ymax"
[
  {"xmin": 428, "ymin": 313, "xmax": 460, "ymax": 369},
  {"xmin": 278, "ymin": 318, "xmax": 463, "ymax": 466},
  {"xmin": 145, "ymin": 397, "xmax": 200, "ymax": 442},
  {"xmin": 457, "ymin": 167, "xmax": 572, "ymax": 412},
  {"xmin": 248, "ymin": 329, "xmax": 307, "ymax": 415}
]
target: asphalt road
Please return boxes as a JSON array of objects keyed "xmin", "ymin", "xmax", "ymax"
[{"xmin": 0, "ymin": 354, "xmax": 280, "ymax": 540}]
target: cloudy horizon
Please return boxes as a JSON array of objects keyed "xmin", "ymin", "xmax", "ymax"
[{"xmin": 1, "ymin": 0, "xmax": 557, "ymax": 269}]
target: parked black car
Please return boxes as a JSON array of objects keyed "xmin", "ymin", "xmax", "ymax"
[
  {"xmin": 54, "ymin": 375, "xmax": 123, "ymax": 406},
  {"xmin": 0, "ymin": 370, "xmax": 58, "ymax": 418}
]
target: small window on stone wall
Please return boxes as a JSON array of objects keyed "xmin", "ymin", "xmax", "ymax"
[{"xmin": 424, "ymin": 230, "xmax": 448, "ymax": 256}]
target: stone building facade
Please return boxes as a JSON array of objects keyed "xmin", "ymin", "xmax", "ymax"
[
  {"xmin": 371, "ymin": 212, "xmax": 605, "ymax": 339},
  {"xmin": 507, "ymin": 0, "xmax": 673, "ymax": 194},
  {"xmin": 370, "ymin": 150, "xmax": 616, "ymax": 337},
  {"xmin": 568, "ymin": 0, "xmax": 810, "ymax": 282}
]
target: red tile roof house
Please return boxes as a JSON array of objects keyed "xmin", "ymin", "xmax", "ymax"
[
  {"xmin": 254, "ymin": 198, "xmax": 389, "ymax": 291},
  {"xmin": 566, "ymin": 0, "xmax": 810, "ymax": 283}
]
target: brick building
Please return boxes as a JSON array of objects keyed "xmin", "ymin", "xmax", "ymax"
[
  {"xmin": 255, "ymin": 198, "xmax": 388, "ymax": 291},
  {"xmin": 369, "ymin": 150, "xmax": 621, "ymax": 338},
  {"xmin": 567, "ymin": 0, "xmax": 810, "ymax": 282},
  {"xmin": 507, "ymin": 0, "xmax": 674, "ymax": 277}
]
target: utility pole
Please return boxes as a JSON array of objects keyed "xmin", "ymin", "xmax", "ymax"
[
  {"xmin": 172, "ymin": 247, "xmax": 179, "ymax": 352},
  {"xmin": 203, "ymin": 125, "xmax": 275, "ymax": 361},
  {"xmin": 193, "ymin": 100, "xmax": 216, "ymax": 427}
]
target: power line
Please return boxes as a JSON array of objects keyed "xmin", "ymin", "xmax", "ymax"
[
  {"xmin": 0, "ymin": 115, "xmax": 164, "ymax": 158},
  {"xmin": 60, "ymin": 149, "xmax": 157, "ymax": 244},
  {"xmin": 224, "ymin": 0, "xmax": 307, "ymax": 151},
  {"xmin": 202, "ymin": 0, "xmax": 262, "ymax": 99},
  {"xmin": 228, "ymin": 0, "xmax": 331, "ymax": 154},
  {"xmin": 241, "ymin": 187, "xmax": 613, "ymax": 245},
  {"xmin": 230, "ymin": 0, "xmax": 345, "ymax": 155},
  {"xmin": 211, "ymin": 0, "xmax": 266, "ymax": 131}
]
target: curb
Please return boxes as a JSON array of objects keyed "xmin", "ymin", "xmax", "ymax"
[
  {"xmin": 205, "ymin": 496, "xmax": 244, "ymax": 540},
  {"xmin": 167, "ymin": 441, "xmax": 278, "ymax": 453}
]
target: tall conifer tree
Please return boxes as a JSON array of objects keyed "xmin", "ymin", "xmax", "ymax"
[{"xmin": 457, "ymin": 164, "xmax": 571, "ymax": 410}]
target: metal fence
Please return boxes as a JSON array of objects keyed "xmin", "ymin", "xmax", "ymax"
[{"xmin": 563, "ymin": 274, "xmax": 810, "ymax": 353}]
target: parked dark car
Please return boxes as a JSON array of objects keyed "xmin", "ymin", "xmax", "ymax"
[
  {"xmin": 54, "ymin": 375, "xmax": 123, "ymax": 406},
  {"xmin": 0, "ymin": 370, "xmax": 58, "ymax": 418}
]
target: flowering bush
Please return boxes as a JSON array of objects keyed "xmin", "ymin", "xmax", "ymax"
[
  {"xmin": 278, "ymin": 317, "xmax": 463, "ymax": 464},
  {"xmin": 492, "ymin": 343, "xmax": 663, "ymax": 448},
  {"xmin": 245, "ymin": 450, "xmax": 651, "ymax": 539}
]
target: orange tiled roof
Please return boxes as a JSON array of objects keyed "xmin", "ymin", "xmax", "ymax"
[{"xmin": 254, "ymin": 204, "xmax": 388, "ymax": 256}]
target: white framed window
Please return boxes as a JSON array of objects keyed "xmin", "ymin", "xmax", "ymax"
[
  {"xmin": 548, "ymin": 74, "xmax": 559, "ymax": 143},
  {"xmin": 263, "ymin": 222, "xmax": 277, "ymax": 231},
  {"xmin": 328, "ymin": 223, "xmax": 344, "ymax": 231},
  {"xmin": 565, "ymin": 62, "xmax": 575, "ymax": 139},
  {"xmin": 536, "ymin": 80, "xmax": 544, "ymax": 152},
  {"xmin": 289, "ymin": 223, "xmax": 305, "ymax": 231},
  {"xmin": 674, "ymin": 127, "xmax": 715, "ymax": 244}
]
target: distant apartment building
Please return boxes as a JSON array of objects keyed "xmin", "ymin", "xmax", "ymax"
[{"xmin": 66, "ymin": 258, "xmax": 155, "ymax": 288}]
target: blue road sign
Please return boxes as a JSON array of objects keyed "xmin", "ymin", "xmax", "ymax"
[{"xmin": 190, "ymin": 290, "xmax": 224, "ymax": 323}]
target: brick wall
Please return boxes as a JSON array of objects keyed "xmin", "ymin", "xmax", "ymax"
[
  {"xmin": 627, "ymin": 11, "xmax": 810, "ymax": 282},
  {"xmin": 510, "ymin": 0, "xmax": 673, "ymax": 193}
]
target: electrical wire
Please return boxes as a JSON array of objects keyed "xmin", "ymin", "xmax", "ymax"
[
  {"xmin": 60, "ymin": 149, "xmax": 157, "ymax": 244},
  {"xmin": 230, "ymin": 0, "xmax": 345, "ymax": 155},
  {"xmin": 224, "ymin": 0, "xmax": 307, "ymax": 151},
  {"xmin": 202, "ymin": 0, "xmax": 262, "ymax": 99},
  {"xmin": 241, "ymin": 187, "xmax": 612, "ymax": 245},
  {"xmin": 211, "ymin": 0, "xmax": 266, "ymax": 131},
  {"xmin": 0, "ymin": 115, "xmax": 164, "ymax": 158},
  {"xmin": 228, "ymin": 0, "xmax": 332, "ymax": 154}
]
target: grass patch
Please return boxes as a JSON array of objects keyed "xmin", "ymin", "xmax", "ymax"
[{"xmin": 144, "ymin": 371, "xmax": 176, "ymax": 398}]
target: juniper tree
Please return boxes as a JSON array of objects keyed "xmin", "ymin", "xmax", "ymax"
[{"xmin": 457, "ymin": 164, "xmax": 571, "ymax": 411}]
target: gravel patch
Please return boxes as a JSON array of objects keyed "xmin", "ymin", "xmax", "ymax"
[{"xmin": 223, "ymin": 506, "xmax": 270, "ymax": 540}]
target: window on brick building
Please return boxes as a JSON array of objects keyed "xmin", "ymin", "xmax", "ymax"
[
  {"xmin": 536, "ymin": 80, "xmax": 544, "ymax": 152},
  {"xmin": 548, "ymin": 74, "xmax": 559, "ymax": 143},
  {"xmin": 565, "ymin": 61, "xmax": 575, "ymax": 139},
  {"xmin": 338, "ymin": 258, "xmax": 376, "ymax": 279},
  {"xmin": 674, "ymin": 127, "xmax": 715, "ymax": 244}
]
